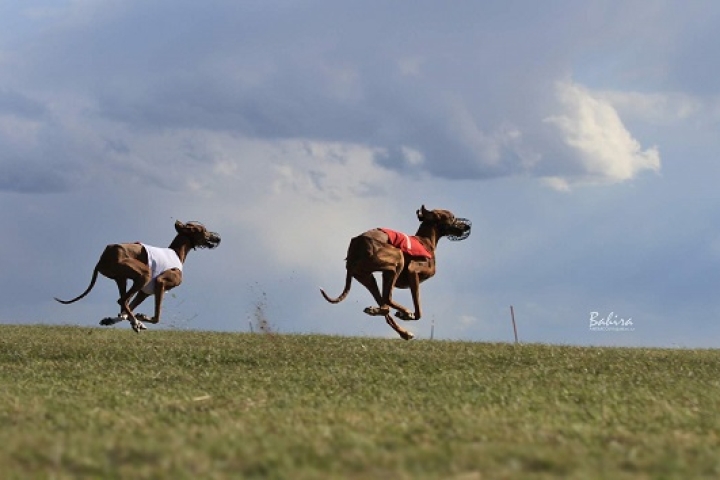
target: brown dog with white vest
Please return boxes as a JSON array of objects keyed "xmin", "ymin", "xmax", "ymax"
[{"xmin": 55, "ymin": 220, "xmax": 220, "ymax": 332}]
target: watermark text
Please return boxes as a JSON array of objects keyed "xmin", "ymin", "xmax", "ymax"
[{"xmin": 589, "ymin": 311, "xmax": 635, "ymax": 332}]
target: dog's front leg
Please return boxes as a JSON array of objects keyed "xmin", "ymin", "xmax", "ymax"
[
  {"xmin": 144, "ymin": 268, "xmax": 182, "ymax": 325},
  {"xmin": 396, "ymin": 269, "xmax": 422, "ymax": 321},
  {"xmin": 407, "ymin": 271, "xmax": 422, "ymax": 320}
]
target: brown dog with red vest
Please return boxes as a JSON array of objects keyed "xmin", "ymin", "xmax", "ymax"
[{"xmin": 321, "ymin": 206, "xmax": 471, "ymax": 340}]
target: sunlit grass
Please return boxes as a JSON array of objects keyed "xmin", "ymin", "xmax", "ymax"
[{"xmin": 0, "ymin": 325, "xmax": 719, "ymax": 479}]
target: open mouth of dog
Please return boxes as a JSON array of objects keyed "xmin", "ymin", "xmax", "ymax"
[{"xmin": 446, "ymin": 218, "xmax": 472, "ymax": 241}]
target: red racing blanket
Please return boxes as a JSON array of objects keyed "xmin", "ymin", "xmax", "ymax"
[{"xmin": 379, "ymin": 228, "xmax": 432, "ymax": 258}]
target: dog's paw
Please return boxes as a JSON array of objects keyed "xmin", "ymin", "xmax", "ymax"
[
  {"xmin": 363, "ymin": 306, "xmax": 391, "ymax": 316},
  {"xmin": 395, "ymin": 311, "xmax": 416, "ymax": 321},
  {"xmin": 131, "ymin": 320, "xmax": 147, "ymax": 333},
  {"xmin": 100, "ymin": 316, "xmax": 123, "ymax": 326},
  {"xmin": 136, "ymin": 313, "xmax": 151, "ymax": 322}
]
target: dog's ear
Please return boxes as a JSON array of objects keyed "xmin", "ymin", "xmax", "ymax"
[
  {"xmin": 417, "ymin": 205, "xmax": 431, "ymax": 221},
  {"xmin": 175, "ymin": 220, "xmax": 185, "ymax": 232}
]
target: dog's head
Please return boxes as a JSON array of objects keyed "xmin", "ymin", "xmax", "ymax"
[
  {"xmin": 175, "ymin": 220, "xmax": 221, "ymax": 249},
  {"xmin": 417, "ymin": 205, "xmax": 471, "ymax": 241}
]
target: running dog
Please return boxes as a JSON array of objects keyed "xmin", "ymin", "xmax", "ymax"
[
  {"xmin": 320, "ymin": 206, "xmax": 471, "ymax": 340},
  {"xmin": 55, "ymin": 220, "xmax": 220, "ymax": 332}
]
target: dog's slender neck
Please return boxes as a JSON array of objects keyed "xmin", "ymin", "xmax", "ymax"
[
  {"xmin": 168, "ymin": 235, "xmax": 194, "ymax": 263},
  {"xmin": 414, "ymin": 222, "xmax": 439, "ymax": 254}
]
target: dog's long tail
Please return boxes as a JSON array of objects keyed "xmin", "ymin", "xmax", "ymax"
[
  {"xmin": 54, "ymin": 267, "xmax": 100, "ymax": 304},
  {"xmin": 320, "ymin": 271, "xmax": 352, "ymax": 304}
]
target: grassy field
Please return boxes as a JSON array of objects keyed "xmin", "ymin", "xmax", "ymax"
[{"xmin": 0, "ymin": 325, "xmax": 719, "ymax": 479}]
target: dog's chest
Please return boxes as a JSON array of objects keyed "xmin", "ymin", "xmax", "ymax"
[{"xmin": 140, "ymin": 244, "xmax": 183, "ymax": 294}]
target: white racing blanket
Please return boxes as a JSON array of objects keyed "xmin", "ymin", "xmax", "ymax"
[{"xmin": 141, "ymin": 244, "xmax": 183, "ymax": 294}]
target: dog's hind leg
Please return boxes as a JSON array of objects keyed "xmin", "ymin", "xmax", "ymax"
[
  {"xmin": 122, "ymin": 278, "xmax": 150, "ymax": 332},
  {"xmin": 127, "ymin": 291, "xmax": 152, "ymax": 325},
  {"xmin": 357, "ymin": 271, "xmax": 412, "ymax": 319},
  {"xmin": 355, "ymin": 270, "xmax": 413, "ymax": 339},
  {"xmin": 99, "ymin": 277, "xmax": 148, "ymax": 331},
  {"xmin": 355, "ymin": 272, "xmax": 390, "ymax": 317},
  {"xmin": 113, "ymin": 261, "xmax": 151, "ymax": 332},
  {"xmin": 378, "ymin": 269, "xmax": 415, "ymax": 320},
  {"xmin": 100, "ymin": 277, "xmax": 129, "ymax": 326},
  {"xmin": 384, "ymin": 313, "xmax": 414, "ymax": 340}
]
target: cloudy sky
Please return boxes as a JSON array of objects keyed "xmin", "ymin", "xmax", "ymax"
[{"xmin": 2, "ymin": 1, "xmax": 719, "ymax": 347}]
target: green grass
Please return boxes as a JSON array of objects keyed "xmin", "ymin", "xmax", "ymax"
[{"xmin": 0, "ymin": 325, "xmax": 719, "ymax": 479}]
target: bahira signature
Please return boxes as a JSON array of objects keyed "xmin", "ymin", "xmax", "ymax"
[{"xmin": 589, "ymin": 311, "xmax": 635, "ymax": 331}]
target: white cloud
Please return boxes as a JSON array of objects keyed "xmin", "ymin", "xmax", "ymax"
[
  {"xmin": 542, "ymin": 81, "xmax": 661, "ymax": 189},
  {"xmin": 597, "ymin": 90, "xmax": 719, "ymax": 125}
]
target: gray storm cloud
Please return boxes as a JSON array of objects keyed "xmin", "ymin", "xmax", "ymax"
[{"xmin": 0, "ymin": 1, "xmax": 665, "ymax": 194}]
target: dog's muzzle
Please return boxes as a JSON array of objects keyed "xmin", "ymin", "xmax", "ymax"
[
  {"xmin": 185, "ymin": 221, "xmax": 221, "ymax": 249},
  {"xmin": 447, "ymin": 218, "xmax": 472, "ymax": 241},
  {"xmin": 202, "ymin": 232, "xmax": 221, "ymax": 249}
]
